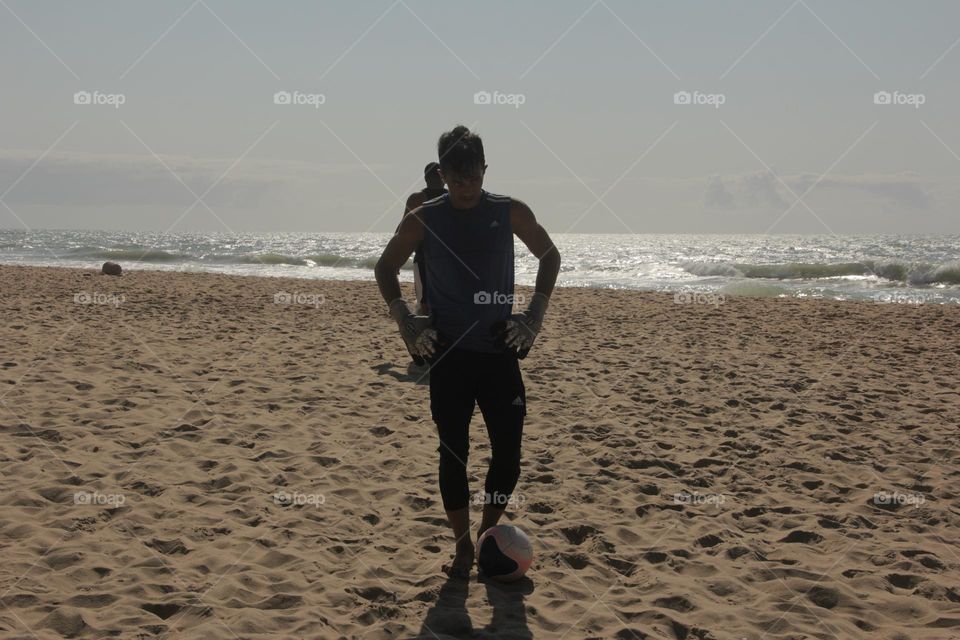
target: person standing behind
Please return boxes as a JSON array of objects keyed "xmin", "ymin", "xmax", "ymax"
[{"xmin": 401, "ymin": 162, "xmax": 446, "ymax": 315}]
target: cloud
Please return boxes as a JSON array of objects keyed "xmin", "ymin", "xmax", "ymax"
[
  {"xmin": 703, "ymin": 171, "xmax": 788, "ymax": 209},
  {"xmin": 703, "ymin": 170, "xmax": 937, "ymax": 212},
  {"xmin": 704, "ymin": 175, "xmax": 735, "ymax": 209},
  {"xmin": 815, "ymin": 172, "xmax": 932, "ymax": 209},
  {"xmin": 0, "ymin": 149, "xmax": 380, "ymax": 208}
]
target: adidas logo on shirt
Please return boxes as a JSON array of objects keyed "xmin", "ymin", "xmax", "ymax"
[
  {"xmin": 511, "ymin": 396, "xmax": 524, "ymax": 406},
  {"xmin": 490, "ymin": 220, "xmax": 500, "ymax": 228}
]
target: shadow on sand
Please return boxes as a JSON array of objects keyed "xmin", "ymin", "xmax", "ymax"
[
  {"xmin": 371, "ymin": 361, "xmax": 431, "ymax": 384},
  {"xmin": 416, "ymin": 574, "xmax": 534, "ymax": 639}
]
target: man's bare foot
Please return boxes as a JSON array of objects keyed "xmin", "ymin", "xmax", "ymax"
[{"xmin": 442, "ymin": 542, "xmax": 474, "ymax": 580}]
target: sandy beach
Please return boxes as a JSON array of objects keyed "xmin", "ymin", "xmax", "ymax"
[{"xmin": 1, "ymin": 263, "xmax": 959, "ymax": 640}]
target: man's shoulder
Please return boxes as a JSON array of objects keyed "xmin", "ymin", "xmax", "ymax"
[
  {"xmin": 420, "ymin": 192, "xmax": 448, "ymax": 208},
  {"xmin": 484, "ymin": 191, "xmax": 512, "ymax": 204}
]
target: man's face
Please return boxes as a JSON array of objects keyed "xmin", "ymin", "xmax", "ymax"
[{"xmin": 440, "ymin": 164, "xmax": 486, "ymax": 209}]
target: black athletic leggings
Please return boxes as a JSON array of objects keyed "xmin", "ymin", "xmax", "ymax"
[{"xmin": 429, "ymin": 347, "xmax": 526, "ymax": 512}]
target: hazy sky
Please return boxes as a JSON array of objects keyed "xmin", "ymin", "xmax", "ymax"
[{"xmin": 2, "ymin": 0, "xmax": 959, "ymax": 234}]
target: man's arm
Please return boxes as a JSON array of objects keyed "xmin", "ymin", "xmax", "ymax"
[
  {"xmin": 376, "ymin": 208, "xmax": 425, "ymax": 304},
  {"xmin": 510, "ymin": 199, "xmax": 561, "ymax": 297},
  {"xmin": 376, "ymin": 209, "xmax": 438, "ymax": 358},
  {"xmin": 395, "ymin": 194, "xmax": 421, "ymax": 234}
]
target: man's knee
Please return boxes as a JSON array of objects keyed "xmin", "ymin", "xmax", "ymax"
[
  {"xmin": 438, "ymin": 440, "xmax": 469, "ymax": 473},
  {"xmin": 489, "ymin": 449, "xmax": 521, "ymax": 485},
  {"xmin": 491, "ymin": 436, "xmax": 521, "ymax": 466}
]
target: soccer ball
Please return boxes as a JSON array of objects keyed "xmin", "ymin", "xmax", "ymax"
[{"xmin": 476, "ymin": 525, "xmax": 533, "ymax": 582}]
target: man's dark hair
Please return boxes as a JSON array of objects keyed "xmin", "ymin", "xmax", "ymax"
[
  {"xmin": 437, "ymin": 125, "xmax": 485, "ymax": 175},
  {"xmin": 423, "ymin": 162, "xmax": 440, "ymax": 182}
]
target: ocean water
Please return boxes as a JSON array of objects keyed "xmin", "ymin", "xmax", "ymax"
[{"xmin": 1, "ymin": 229, "xmax": 959, "ymax": 304}]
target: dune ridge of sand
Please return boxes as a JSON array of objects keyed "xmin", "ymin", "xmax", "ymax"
[{"xmin": 1, "ymin": 265, "xmax": 959, "ymax": 639}]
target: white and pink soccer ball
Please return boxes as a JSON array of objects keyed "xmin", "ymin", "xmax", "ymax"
[{"xmin": 476, "ymin": 524, "xmax": 533, "ymax": 582}]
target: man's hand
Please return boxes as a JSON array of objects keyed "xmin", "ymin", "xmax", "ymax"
[
  {"xmin": 504, "ymin": 292, "xmax": 550, "ymax": 356},
  {"xmin": 389, "ymin": 298, "xmax": 439, "ymax": 358}
]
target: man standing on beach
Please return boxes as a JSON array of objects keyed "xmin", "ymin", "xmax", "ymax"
[{"xmin": 375, "ymin": 125, "xmax": 561, "ymax": 579}]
